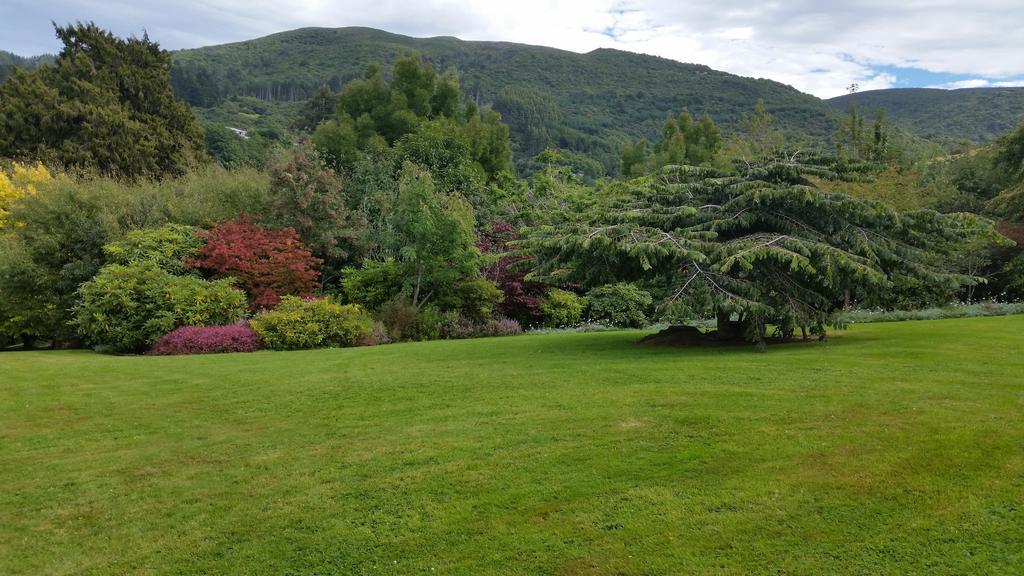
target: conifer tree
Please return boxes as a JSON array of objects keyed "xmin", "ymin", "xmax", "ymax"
[
  {"xmin": 526, "ymin": 153, "xmax": 994, "ymax": 342},
  {"xmin": 0, "ymin": 22, "xmax": 205, "ymax": 178}
]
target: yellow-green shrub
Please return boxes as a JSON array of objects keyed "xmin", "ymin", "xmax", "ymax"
[
  {"xmin": 0, "ymin": 162, "xmax": 53, "ymax": 227},
  {"xmin": 251, "ymin": 296, "xmax": 373, "ymax": 350}
]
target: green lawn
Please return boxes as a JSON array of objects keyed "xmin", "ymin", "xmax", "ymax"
[{"xmin": 2, "ymin": 317, "xmax": 1023, "ymax": 575}]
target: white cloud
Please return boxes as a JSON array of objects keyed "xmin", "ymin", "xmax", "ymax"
[
  {"xmin": 3, "ymin": 0, "xmax": 1023, "ymax": 98},
  {"xmin": 928, "ymin": 79, "xmax": 1024, "ymax": 90}
]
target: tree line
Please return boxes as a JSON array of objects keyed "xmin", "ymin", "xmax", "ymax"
[{"xmin": 1, "ymin": 22, "xmax": 1022, "ymax": 353}]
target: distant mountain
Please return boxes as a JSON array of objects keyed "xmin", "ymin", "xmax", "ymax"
[
  {"xmin": 0, "ymin": 50, "xmax": 52, "ymax": 83},
  {"xmin": 170, "ymin": 27, "xmax": 841, "ymax": 172},
  {"xmin": 828, "ymin": 87, "xmax": 1024, "ymax": 145}
]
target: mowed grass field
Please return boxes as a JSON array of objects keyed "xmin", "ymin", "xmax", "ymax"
[{"xmin": 2, "ymin": 317, "xmax": 1023, "ymax": 575}]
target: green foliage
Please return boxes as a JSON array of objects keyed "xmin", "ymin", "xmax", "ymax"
[
  {"xmin": 340, "ymin": 259, "xmax": 405, "ymax": 310},
  {"xmin": 203, "ymin": 123, "xmax": 280, "ymax": 169},
  {"xmin": 306, "ymin": 54, "xmax": 518, "ymax": 225},
  {"xmin": 251, "ymin": 295, "xmax": 372, "ymax": 350},
  {"xmin": 311, "ymin": 53, "xmax": 513, "ymax": 186},
  {"xmin": 102, "ymin": 224, "xmax": 201, "ymax": 272},
  {"xmin": 0, "ymin": 50, "xmax": 52, "ymax": 83},
  {"xmin": 295, "ymin": 85, "xmax": 339, "ymax": 132},
  {"xmin": 734, "ymin": 99, "xmax": 786, "ymax": 159},
  {"xmin": 526, "ymin": 156, "xmax": 993, "ymax": 340},
  {"xmin": 312, "ymin": 54, "xmax": 487, "ymax": 166},
  {"xmin": 435, "ymin": 277, "xmax": 504, "ymax": 323},
  {"xmin": 812, "ymin": 165, "xmax": 960, "ymax": 212},
  {"xmin": 395, "ymin": 118, "xmax": 486, "ymax": 193},
  {"xmin": 833, "ymin": 92, "xmax": 907, "ymax": 165},
  {"xmin": 0, "ymin": 234, "xmax": 56, "ymax": 345},
  {"xmin": 587, "ymin": 283, "xmax": 653, "ymax": 328},
  {"xmin": 386, "ymin": 162, "xmax": 482, "ymax": 308},
  {"xmin": 74, "ymin": 261, "xmax": 247, "ymax": 352},
  {"xmin": 0, "ymin": 23, "xmax": 205, "ymax": 178},
  {"xmin": 540, "ymin": 288, "xmax": 587, "ymax": 327},
  {"xmin": 839, "ymin": 301, "xmax": 1024, "ymax": 324},
  {"xmin": 994, "ymin": 120, "xmax": 1024, "ymax": 179},
  {"xmin": 984, "ymin": 120, "xmax": 1024, "ymax": 222},
  {"xmin": 1004, "ymin": 253, "xmax": 1024, "ymax": 295},
  {"xmin": 620, "ymin": 109, "xmax": 724, "ymax": 177},
  {"xmin": 267, "ymin": 142, "xmax": 365, "ymax": 267},
  {"xmin": 343, "ymin": 260, "xmax": 501, "ymax": 326},
  {"xmin": 375, "ymin": 299, "xmax": 420, "ymax": 342},
  {"xmin": 0, "ymin": 167, "xmax": 269, "ymax": 344}
]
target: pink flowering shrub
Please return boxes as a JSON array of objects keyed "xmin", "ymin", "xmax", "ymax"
[{"xmin": 148, "ymin": 323, "xmax": 261, "ymax": 355}]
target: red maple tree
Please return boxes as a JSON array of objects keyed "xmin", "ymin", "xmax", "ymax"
[{"xmin": 188, "ymin": 216, "xmax": 322, "ymax": 310}]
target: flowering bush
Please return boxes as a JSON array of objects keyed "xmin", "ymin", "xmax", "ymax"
[
  {"xmin": 439, "ymin": 314, "xmax": 523, "ymax": 339},
  {"xmin": 251, "ymin": 296, "xmax": 373, "ymax": 350},
  {"xmin": 148, "ymin": 323, "xmax": 261, "ymax": 355},
  {"xmin": 188, "ymin": 216, "xmax": 322, "ymax": 310},
  {"xmin": 361, "ymin": 320, "xmax": 391, "ymax": 346},
  {"xmin": 476, "ymin": 316, "xmax": 522, "ymax": 337}
]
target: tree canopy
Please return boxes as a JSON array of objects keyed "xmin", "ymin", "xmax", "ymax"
[
  {"xmin": 526, "ymin": 154, "xmax": 995, "ymax": 341},
  {"xmin": 312, "ymin": 54, "xmax": 512, "ymax": 183},
  {"xmin": 0, "ymin": 22, "xmax": 205, "ymax": 178}
]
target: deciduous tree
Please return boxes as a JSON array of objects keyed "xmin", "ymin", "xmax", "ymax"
[{"xmin": 188, "ymin": 216, "xmax": 322, "ymax": 310}]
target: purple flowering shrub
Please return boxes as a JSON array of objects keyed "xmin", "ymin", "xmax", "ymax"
[{"xmin": 148, "ymin": 323, "xmax": 262, "ymax": 355}]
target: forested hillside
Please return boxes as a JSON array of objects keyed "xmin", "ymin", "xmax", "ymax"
[
  {"xmin": 828, "ymin": 87, "xmax": 1024, "ymax": 145},
  {"xmin": 0, "ymin": 50, "xmax": 52, "ymax": 83},
  {"xmin": 170, "ymin": 27, "xmax": 841, "ymax": 172}
]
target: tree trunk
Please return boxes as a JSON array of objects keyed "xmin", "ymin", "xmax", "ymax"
[
  {"xmin": 715, "ymin": 310, "xmax": 748, "ymax": 341},
  {"xmin": 412, "ymin": 267, "xmax": 423, "ymax": 308}
]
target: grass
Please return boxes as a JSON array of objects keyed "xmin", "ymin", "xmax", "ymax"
[{"xmin": 2, "ymin": 316, "xmax": 1023, "ymax": 575}]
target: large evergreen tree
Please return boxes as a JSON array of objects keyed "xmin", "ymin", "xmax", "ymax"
[
  {"xmin": 0, "ymin": 22, "xmax": 205, "ymax": 178},
  {"xmin": 526, "ymin": 154, "xmax": 995, "ymax": 342}
]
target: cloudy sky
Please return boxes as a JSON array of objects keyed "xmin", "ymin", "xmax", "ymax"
[{"xmin": 3, "ymin": 0, "xmax": 1022, "ymax": 98}]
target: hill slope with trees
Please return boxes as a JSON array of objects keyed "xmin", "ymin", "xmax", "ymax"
[
  {"xmin": 0, "ymin": 50, "xmax": 52, "ymax": 83},
  {"xmin": 827, "ymin": 87, "xmax": 1024, "ymax": 145},
  {"xmin": 169, "ymin": 27, "xmax": 842, "ymax": 172}
]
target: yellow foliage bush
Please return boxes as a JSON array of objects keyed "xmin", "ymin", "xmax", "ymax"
[{"xmin": 0, "ymin": 162, "xmax": 53, "ymax": 226}]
